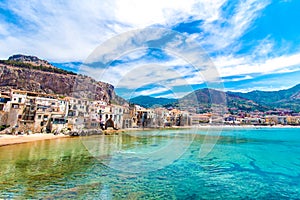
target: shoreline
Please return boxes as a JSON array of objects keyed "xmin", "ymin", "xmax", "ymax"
[
  {"xmin": 0, "ymin": 133, "xmax": 70, "ymax": 147},
  {"xmin": 1, "ymin": 125, "xmax": 299, "ymax": 147}
]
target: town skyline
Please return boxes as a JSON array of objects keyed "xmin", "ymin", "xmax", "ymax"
[{"xmin": 2, "ymin": 53, "xmax": 300, "ymax": 136}]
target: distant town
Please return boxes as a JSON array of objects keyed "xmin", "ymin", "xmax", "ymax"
[{"xmin": 1, "ymin": 89, "xmax": 300, "ymax": 135}]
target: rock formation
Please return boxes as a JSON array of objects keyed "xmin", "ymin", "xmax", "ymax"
[{"xmin": 0, "ymin": 55, "xmax": 125, "ymax": 104}]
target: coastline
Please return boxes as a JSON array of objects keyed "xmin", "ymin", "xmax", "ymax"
[
  {"xmin": 1, "ymin": 125, "xmax": 299, "ymax": 147},
  {"xmin": 0, "ymin": 133, "xmax": 70, "ymax": 147}
]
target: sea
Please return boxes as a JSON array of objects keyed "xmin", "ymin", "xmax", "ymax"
[{"xmin": 0, "ymin": 127, "xmax": 300, "ymax": 199}]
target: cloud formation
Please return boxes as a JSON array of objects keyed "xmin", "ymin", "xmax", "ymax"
[
  {"xmin": 0, "ymin": 0, "xmax": 268, "ymax": 60},
  {"xmin": 1, "ymin": 0, "xmax": 300, "ymax": 97}
]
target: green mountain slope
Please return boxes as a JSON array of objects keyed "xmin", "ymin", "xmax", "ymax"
[
  {"xmin": 229, "ymin": 84, "xmax": 300, "ymax": 111},
  {"xmin": 129, "ymin": 84, "xmax": 300, "ymax": 113},
  {"xmin": 179, "ymin": 88, "xmax": 270, "ymax": 113},
  {"xmin": 129, "ymin": 95, "xmax": 178, "ymax": 108}
]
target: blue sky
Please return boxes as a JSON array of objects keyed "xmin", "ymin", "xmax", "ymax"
[{"xmin": 0, "ymin": 0, "xmax": 300, "ymax": 99}]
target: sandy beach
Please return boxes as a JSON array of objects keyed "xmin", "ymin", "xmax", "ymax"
[
  {"xmin": 1, "ymin": 125, "xmax": 299, "ymax": 147},
  {"xmin": 0, "ymin": 133, "xmax": 70, "ymax": 147}
]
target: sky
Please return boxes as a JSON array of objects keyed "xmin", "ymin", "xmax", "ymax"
[{"xmin": 1, "ymin": 0, "xmax": 300, "ymax": 99}]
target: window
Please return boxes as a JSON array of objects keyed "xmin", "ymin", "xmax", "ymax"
[
  {"xmin": 18, "ymin": 98, "xmax": 22, "ymax": 103},
  {"xmin": 38, "ymin": 115, "xmax": 42, "ymax": 119},
  {"xmin": 79, "ymin": 112, "xmax": 84, "ymax": 117}
]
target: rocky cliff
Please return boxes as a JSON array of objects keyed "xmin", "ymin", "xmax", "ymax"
[
  {"xmin": 0, "ymin": 55, "xmax": 125, "ymax": 104},
  {"xmin": 8, "ymin": 54, "xmax": 54, "ymax": 68}
]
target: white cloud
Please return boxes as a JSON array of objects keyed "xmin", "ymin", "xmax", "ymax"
[
  {"xmin": 114, "ymin": 63, "xmax": 194, "ymax": 89},
  {"xmin": 213, "ymin": 55, "xmax": 246, "ymax": 69},
  {"xmin": 0, "ymin": 0, "xmax": 264, "ymax": 62},
  {"xmin": 211, "ymin": 50, "xmax": 300, "ymax": 78},
  {"xmin": 0, "ymin": 23, "xmax": 9, "ymax": 37},
  {"xmin": 85, "ymin": 28, "xmax": 170, "ymax": 64},
  {"xmin": 222, "ymin": 75, "xmax": 253, "ymax": 82},
  {"xmin": 0, "ymin": 0, "xmax": 122, "ymax": 61},
  {"xmin": 155, "ymin": 92, "xmax": 188, "ymax": 99},
  {"xmin": 120, "ymin": 50, "xmax": 148, "ymax": 62},
  {"xmin": 226, "ymin": 84, "xmax": 295, "ymax": 93},
  {"xmin": 199, "ymin": 0, "xmax": 270, "ymax": 52},
  {"xmin": 115, "ymin": 0, "xmax": 228, "ymax": 27},
  {"xmin": 82, "ymin": 48, "xmax": 210, "ymax": 90},
  {"xmin": 133, "ymin": 87, "xmax": 170, "ymax": 97},
  {"xmin": 56, "ymin": 62, "xmax": 81, "ymax": 70},
  {"xmin": 164, "ymin": 76, "xmax": 201, "ymax": 87},
  {"xmin": 252, "ymin": 36, "xmax": 274, "ymax": 57}
]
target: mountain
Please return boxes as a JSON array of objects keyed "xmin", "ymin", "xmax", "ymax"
[
  {"xmin": 130, "ymin": 85, "xmax": 300, "ymax": 113},
  {"xmin": 129, "ymin": 95, "xmax": 177, "ymax": 108},
  {"xmin": 179, "ymin": 88, "xmax": 270, "ymax": 113},
  {"xmin": 229, "ymin": 84, "xmax": 300, "ymax": 104},
  {"xmin": 229, "ymin": 84, "xmax": 300, "ymax": 111},
  {"xmin": 8, "ymin": 54, "xmax": 57, "ymax": 69},
  {"xmin": 0, "ymin": 54, "xmax": 126, "ymax": 104},
  {"xmin": 129, "ymin": 89, "xmax": 268, "ymax": 112}
]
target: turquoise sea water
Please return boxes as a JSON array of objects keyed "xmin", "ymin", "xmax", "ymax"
[{"xmin": 0, "ymin": 128, "xmax": 300, "ymax": 199}]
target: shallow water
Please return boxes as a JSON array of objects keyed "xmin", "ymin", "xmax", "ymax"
[{"xmin": 0, "ymin": 128, "xmax": 300, "ymax": 199}]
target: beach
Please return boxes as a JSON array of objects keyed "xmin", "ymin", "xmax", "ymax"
[
  {"xmin": 1, "ymin": 125, "xmax": 298, "ymax": 147},
  {"xmin": 0, "ymin": 133, "xmax": 69, "ymax": 147}
]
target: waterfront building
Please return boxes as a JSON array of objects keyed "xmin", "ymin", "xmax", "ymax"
[
  {"xmin": 1, "ymin": 88, "xmax": 300, "ymax": 134},
  {"xmin": 122, "ymin": 104, "xmax": 134, "ymax": 129},
  {"xmin": 0, "ymin": 91, "xmax": 10, "ymax": 112},
  {"xmin": 189, "ymin": 113, "xmax": 211, "ymax": 125},
  {"xmin": 287, "ymin": 116, "xmax": 300, "ymax": 125},
  {"xmin": 264, "ymin": 115, "xmax": 278, "ymax": 125}
]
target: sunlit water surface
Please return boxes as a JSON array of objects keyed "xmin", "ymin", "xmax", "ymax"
[{"xmin": 0, "ymin": 128, "xmax": 300, "ymax": 199}]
